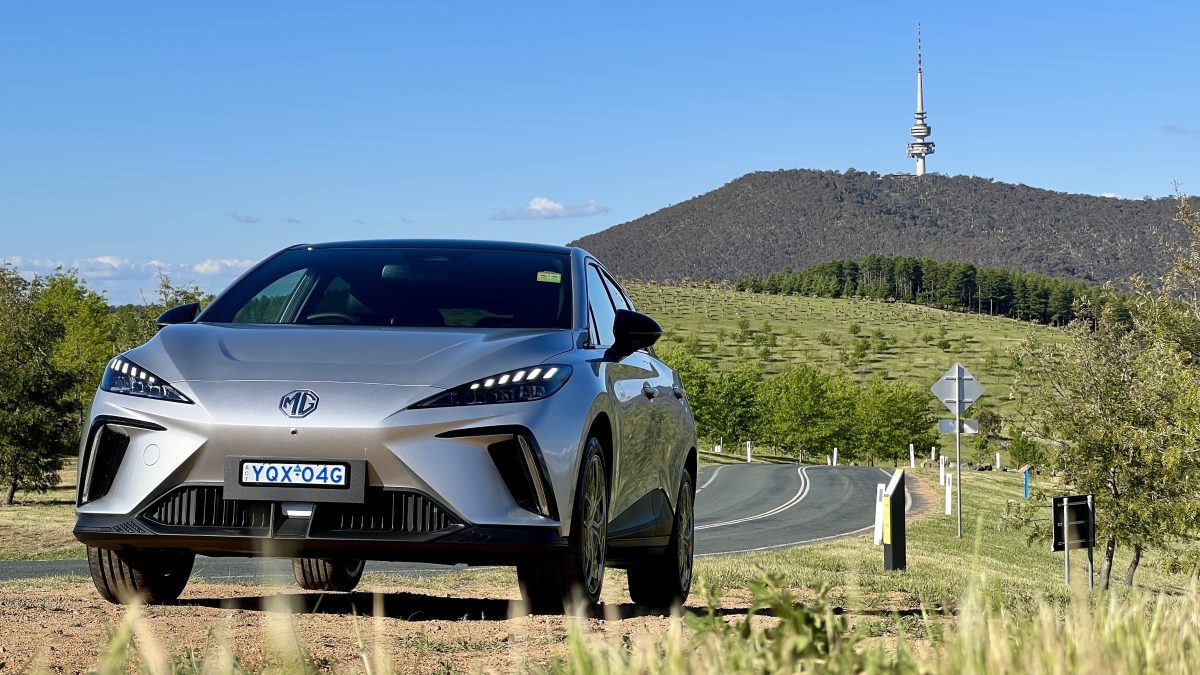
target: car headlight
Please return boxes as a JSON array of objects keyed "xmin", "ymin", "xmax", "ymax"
[
  {"xmin": 101, "ymin": 356, "xmax": 192, "ymax": 403},
  {"xmin": 412, "ymin": 365, "xmax": 572, "ymax": 408}
]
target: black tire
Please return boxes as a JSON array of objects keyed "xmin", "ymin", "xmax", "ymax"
[
  {"xmin": 292, "ymin": 558, "xmax": 365, "ymax": 592},
  {"xmin": 627, "ymin": 470, "xmax": 694, "ymax": 609},
  {"xmin": 87, "ymin": 545, "xmax": 194, "ymax": 605},
  {"xmin": 518, "ymin": 436, "xmax": 608, "ymax": 614}
]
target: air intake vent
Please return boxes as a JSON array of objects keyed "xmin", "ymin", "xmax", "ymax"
[
  {"xmin": 79, "ymin": 426, "xmax": 131, "ymax": 504},
  {"xmin": 310, "ymin": 490, "xmax": 458, "ymax": 535},
  {"xmin": 144, "ymin": 486, "xmax": 271, "ymax": 532}
]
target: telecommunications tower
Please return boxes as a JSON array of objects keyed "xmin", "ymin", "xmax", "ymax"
[{"xmin": 906, "ymin": 25, "xmax": 935, "ymax": 175}]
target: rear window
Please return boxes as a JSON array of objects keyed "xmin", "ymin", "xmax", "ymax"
[{"xmin": 202, "ymin": 247, "xmax": 573, "ymax": 329}]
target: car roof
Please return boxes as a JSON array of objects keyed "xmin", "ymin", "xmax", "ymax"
[{"xmin": 290, "ymin": 239, "xmax": 576, "ymax": 255}]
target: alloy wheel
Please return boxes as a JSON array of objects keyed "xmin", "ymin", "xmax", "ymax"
[
  {"xmin": 581, "ymin": 453, "xmax": 608, "ymax": 596},
  {"xmin": 677, "ymin": 479, "xmax": 694, "ymax": 591}
]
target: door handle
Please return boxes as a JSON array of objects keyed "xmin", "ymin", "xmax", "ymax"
[
  {"xmin": 672, "ymin": 384, "xmax": 685, "ymax": 399},
  {"xmin": 641, "ymin": 381, "xmax": 657, "ymax": 399}
]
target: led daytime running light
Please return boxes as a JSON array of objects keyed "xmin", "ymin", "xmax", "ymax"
[
  {"xmin": 413, "ymin": 365, "xmax": 572, "ymax": 408},
  {"xmin": 101, "ymin": 356, "xmax": 192, "ymax": 403}
]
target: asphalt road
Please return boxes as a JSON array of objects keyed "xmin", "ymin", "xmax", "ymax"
[
  {"xmin": 695, "ymin": 463, "xmax": 904, "ymax": 555},
  {"xmin": 0, "ymin": 464, "xmax": 904, "ymax": 583}
]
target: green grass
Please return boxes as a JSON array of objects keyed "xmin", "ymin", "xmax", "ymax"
[
  {"xmin": 627, "ymin": 282, "xmax": 1060, "ymax": 419},
  {"xmin": 698, "ymin": 450, "xmax": 799, "ymax": 466},
  {"xmin": 627, "ymin": 282, "xmax": 1066, "ymax": 463},
  {"xmin": 694, "ymin": 467, "xmax": 1187, "ymax": 608}
]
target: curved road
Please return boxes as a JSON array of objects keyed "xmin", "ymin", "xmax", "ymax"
[
  {"xmin": 695, "ymin": 463, "xmax": 902, "ymax": 556},
  {"xmin": 0, "ymin": 464, "xmax": 904, "ymax": 582}
]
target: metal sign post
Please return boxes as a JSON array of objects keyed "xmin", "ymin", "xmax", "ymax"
[
  {"xmin": 1088, "ymin": 494, "xmax": 1095, "ymax": 586},
  {"xmin": 931, "ymin": 363, "xmax": 984, "ymax": 539},
  {"xmin": 1063, "ymin": 499, "xmax": 1070, "ymax": 585},
  {"xmin": 1052, "ymin": 494, "xmax": 1096, "ymax": 589}
]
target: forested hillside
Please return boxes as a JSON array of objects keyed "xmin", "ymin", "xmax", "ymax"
[
  {"xmin": 737, "ymin": 255, "xmax": 1124, "ymax": 326},
  {"xmin": 572, "ymin": 169, "xmax": 1182, "ymax": 285}
]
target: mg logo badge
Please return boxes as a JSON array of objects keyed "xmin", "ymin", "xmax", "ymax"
[{"xmin": 280, "ymin": 390, "xmax": 319, "ymax": 418}]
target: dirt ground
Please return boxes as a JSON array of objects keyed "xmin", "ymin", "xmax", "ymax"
[
  {"xmin": 0, "ymin": 569, "xmax": 752, "ymax": 674},
  {"xmin": 0, "ymin": 470, "xmax": 938, "ymax": 673}
]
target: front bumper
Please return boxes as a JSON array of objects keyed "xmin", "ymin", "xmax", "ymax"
[
  {"xmin": 75, "ymin": 376, "xmax": 599, "ymax": 537},
  {"xmin": 74, "ymin": 484, "xmax": 567, "ymax": 565}
]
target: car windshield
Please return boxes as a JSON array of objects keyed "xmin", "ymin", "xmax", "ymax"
[{"xmin": 201, "ymin": 247, "xmax": 574, "ymax": 329}]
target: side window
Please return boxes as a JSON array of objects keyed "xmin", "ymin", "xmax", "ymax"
[
  {"xmin": 586, "ymin": 264, "xmax": 617, "ymax": 346},
  {"xmin": 601, "ymin": 271, "xmax": 631, "ymax": 312},
  {"xmin": 232, "ymin": 269, "xmax": 307, "ymax": 323}
]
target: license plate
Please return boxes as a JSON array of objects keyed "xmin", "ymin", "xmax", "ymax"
[{"xmin": 240, "ymin": 461, "xmax": 348, "ymax": 487}]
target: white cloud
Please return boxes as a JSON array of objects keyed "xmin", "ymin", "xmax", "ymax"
[
  {"xmin": 1101, "ymin": 192, "xmax": 1124, "ymax": 199},
  {"xmin": 192, "ymin": 259, "xmax": 255, "ymax": 276},
  {"xmin": 4, "ymin": 255, "xmax": 259, "ymax": 304},
  {"xmin": 230, "ymin": 211, "xmax": 260, "ymax": 224},
  {"xmin": 490, "ymin": 196, "xmax": 611, "ymax": 221},
  {"xmin": 1164, "ymin": 124, "xmax": 1199, "ymax": 136},
  {"xmin": 92, "ymin": 255, "xmax": 128, "ymax": 267}
]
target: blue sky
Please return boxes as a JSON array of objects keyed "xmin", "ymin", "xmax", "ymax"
[{"xmin": 2, "ymin": 2, "xmax": 1198, "ymax": 303}]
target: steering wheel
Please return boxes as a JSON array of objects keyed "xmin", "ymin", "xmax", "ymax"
[{"xmin": 303, "ymin": 312, "xmax": 361, "ymax": 325}]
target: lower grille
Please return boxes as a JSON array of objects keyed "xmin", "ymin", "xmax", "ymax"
[
  {"xmin": 310, "ymin": 490, "xmax": 458, "ymax": 535},
  {"xmin": 144, "ymin": 486, "xmax": 271, "ymax": 531}
]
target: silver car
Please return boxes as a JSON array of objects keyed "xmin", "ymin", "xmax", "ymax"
[{"xmin": 74, "ymin": 240, "xmax": 697, "ymax": 611}]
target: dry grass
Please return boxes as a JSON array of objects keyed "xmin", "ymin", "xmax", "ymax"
[{"xmin": 0, "ymin": 463, "xmax": 83, "ymax": 561}]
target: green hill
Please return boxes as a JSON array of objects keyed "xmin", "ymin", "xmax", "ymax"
[{"xmin": 626, "ymin": 281, "xmax": 1062, "ymax": 424}]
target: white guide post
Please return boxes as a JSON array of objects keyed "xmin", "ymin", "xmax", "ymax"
[
  {"xmin": 939, "ymin": 455, "xmax": 945, "ymax": 485},
  {"xmin": 833, "ymin": 447, "xmax": 839, "ymax": 467},
  {"xmin": 944, "ymin": 474, "xmax": 952, "ymax": 515},
  {"xmin": 909, "ymin": 443, "xmax": 915, "ymax": 468},
  {"xmin": 995, "ymin": 451, "xmax": 1000, "ymax": 470},
  {"xmin": 745, "ymin": 441, "xmax": 751, "ymax": 464}
]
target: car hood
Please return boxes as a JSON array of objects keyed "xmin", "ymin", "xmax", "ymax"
[{"xmin": 129, "ymin": 323, "xmax": 576, "ymax": 389}]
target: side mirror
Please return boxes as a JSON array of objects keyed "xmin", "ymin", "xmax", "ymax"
[
  {"xmin": 606, "ymin": 309, "xmax": 662, "ymax": 361},
  {"xmin": 157, "ymin": 302, "xmax": 201, "ymax": 327}
]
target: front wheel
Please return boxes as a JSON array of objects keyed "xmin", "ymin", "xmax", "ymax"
[
  {"xmin": 293, "ymin": 558, "xmax": 365, "ymax": 592},
  {"xmin": 627, "ymin": 470, "xmax": 694, "ymax": 608},
  {"xmin": 518, "ymin": 436, "xmax": 608, "ymax": 613},
  {"xmin": 87, "ymin": 546, "xmax": 194, "ymax": 605}
]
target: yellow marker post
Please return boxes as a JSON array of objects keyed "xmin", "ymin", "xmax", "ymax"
[{"xmin": 882, "ymin": 497, "xmax": 892, "ymax": 545}]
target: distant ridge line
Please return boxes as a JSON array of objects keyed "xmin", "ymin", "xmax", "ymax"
[{"xmin": 570, "ymin": 169, "xmax": 1181, "ymax": 286}]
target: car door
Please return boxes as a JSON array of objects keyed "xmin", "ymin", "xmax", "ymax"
[
  {"xmin": 602, "ymin": 272, "xmax": 687, "ymax": 508},
  {"xmin": 583, "ymin": 262, "xmax": 660, "ymax": 538}
]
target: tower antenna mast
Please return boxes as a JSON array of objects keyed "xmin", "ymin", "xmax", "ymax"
[{"xmin": 907, "ymin": 24, "xmax": 935, "ymax": 175}]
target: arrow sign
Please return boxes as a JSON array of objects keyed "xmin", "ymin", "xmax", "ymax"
[
  {"xmin": 931, "ymin": 363, "xmax": 984, "ymax": 416},
  {"xmin": 931, "ymin": 362, "xmax": 984, "ymax": 541}
]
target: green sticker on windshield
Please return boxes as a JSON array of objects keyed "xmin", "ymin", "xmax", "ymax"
[{"xmin": 536, "ymin": 271, "xmax": 562, "ymax": 283}]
